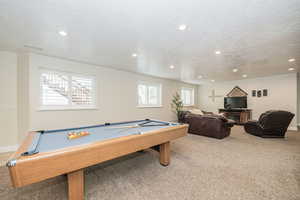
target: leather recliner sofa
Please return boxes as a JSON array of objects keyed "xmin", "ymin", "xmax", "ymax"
[
  {"xmin": 244, "ymin": 110, "xmax": 294, "ymax": 138},
  {"xmin": 180, "ymin": 111, "xmax": 235, "ymax": 139}
]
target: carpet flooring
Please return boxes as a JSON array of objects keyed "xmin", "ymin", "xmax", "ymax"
[{"xmin": 0, "ymin": 126, "xmax": 299, "ymax": 200}]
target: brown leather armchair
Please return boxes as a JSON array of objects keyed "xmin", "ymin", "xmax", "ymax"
[
  {"xmin": 185, "ymin": 113, "xmax": 235, "ymax": 139},
  {"xmin": 244, "ymin": 110, "xmax": 295, "ymax": 138}
]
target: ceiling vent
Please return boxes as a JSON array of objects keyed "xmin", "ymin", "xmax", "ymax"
[{"xmin": 24, "ymin": 45, "xmax": 43, "ymax": 51}]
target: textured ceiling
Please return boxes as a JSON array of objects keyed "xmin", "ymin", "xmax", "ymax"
[{"xmin": 0, "ymin": 0, "xmax": 299, "ymax": 84}]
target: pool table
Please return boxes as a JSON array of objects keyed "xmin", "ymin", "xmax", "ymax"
[{"xmin": 7, "ymin": 119, "xmax": 188, "ymax": 200}]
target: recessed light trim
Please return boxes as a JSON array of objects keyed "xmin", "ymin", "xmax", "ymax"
[
  {"xmin": 215, "ymin": 50, "xmax": 221, "ymax": 55},
  {"xmin": 233, "ymin": 68, "xmax": 238, "ymax": 72},
  {"xmin": 169, "ymin": 65, "xmax": 175, "ymax": 69},
  {"xmin": 132, "ymin": 53, "xmax": 137, "ymax": 57},
  {"xmin": 288, "ymin": 67, "xmax": 295, "ymax": 71},
  {"xmin": 59, "ymin": 31, "xmax": 68, "ymax": 36},
  {"xmin": 211, "ymin": 79, "xmax": 215, "ymax": 82},
  {"xmin": 242, "ymin": 74, "xmax": 247, "ymax": 78},
  {"xmin": 178, "ymin": 24, "xmax": 187, "ymax": 31},
  {"xmin": 288, "ymin": 58, "xmax": 295, "ymax": 62},
  {"xmin": 197, "ymin": 75, "xmax": 203, "ymax": 79}
]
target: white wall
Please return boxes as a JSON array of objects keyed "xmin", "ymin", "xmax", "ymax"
[
  {"xmin": 27, "ymin": 53, "xmax": 198, "ymax": 132},
  {"xmin": 17, "ymin": 53, "xmax": 30, "ymax": 143},
  {"xmin": 0, "ymin": 51, "xmax": 18, "ymax": 151},
  {"xmin": 198, "ymin": 74, "xmax": 297, "ymax": 130}
]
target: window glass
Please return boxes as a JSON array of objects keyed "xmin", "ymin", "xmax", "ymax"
[
  {"xmin": 137, "ymin": 82, "xmax": 161, "ymax": 107},
  {"xmin": 181, "ymin": 88, "xmax": 194, "ymax": 106},
  {"xmin": 40, "ymin": 70, "xmax": 96, "ymax": 109}
]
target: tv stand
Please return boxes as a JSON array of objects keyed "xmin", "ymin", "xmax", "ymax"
[{"xmin": 219, "ymin": 108, "xmax": 252, "ymax": 125}]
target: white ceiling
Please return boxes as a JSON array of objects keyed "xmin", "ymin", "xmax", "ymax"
[{"xmin": 0, "ymin": 0, "xmax": 299, "ymax": 84}]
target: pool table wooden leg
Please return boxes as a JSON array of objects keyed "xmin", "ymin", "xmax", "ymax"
[
  {"xmin": 159, "ymin": 142, "xmax": 170, "ymax": 166},
  {"xmin": 68, "ymin": 169, "xmax": 84, "ymax": 200}
]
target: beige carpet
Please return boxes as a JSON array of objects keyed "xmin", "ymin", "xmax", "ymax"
[{"xmin": 0, "ymin": 126, "xmax": 299, "ymax": 200}]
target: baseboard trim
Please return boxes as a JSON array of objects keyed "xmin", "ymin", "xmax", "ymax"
[
  {"xmin": 0, "ymin": 145, "xmax": 18, "ymax": 153},
  {"xmin": 288, "ymin": 126, "xmax": 298, "ymax": 131}
]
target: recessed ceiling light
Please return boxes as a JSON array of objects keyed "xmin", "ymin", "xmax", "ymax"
[
  {"xmin": 197, "ymin": 75, "xmax": 203, "ymax": 79},
  {"xmin": 242, "ymin": 74, "xmax": 247, "ymax": 78},
  {"xmin": 288, "ymin": 58, "xmax": 295, "ymax": 62},
  {"xmin": 215, "ymin": 50, "xmax": 221, "ymax": 55},
  {"xmin": 59, "ymin": 31, "xmax": 68, "ymax": 36},
  {"xmin": 288, "ymin": 67, "xmax": 295, "ymax": 71},
  {"xmin": 169, "ymin": 65, "xmax": 175, "ymax": 69},
  {"xmin": 233, "ymin": 68, "xmax": 238, "ymax": 72},
  {"xmin": 132, "ymin": 53, "xmax": 137, "ymax": 57},
  {"xmin": 178, "ymin": 24, "xmax": 187, "ymax": 31},
  {"xmin": 211, "ymin": 79, "xmax": 215, "ymax": 82}
]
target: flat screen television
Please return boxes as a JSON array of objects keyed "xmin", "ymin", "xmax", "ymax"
[{"xmin": 224, "ymin": 97, "xmax": 247, "ymax": 109}]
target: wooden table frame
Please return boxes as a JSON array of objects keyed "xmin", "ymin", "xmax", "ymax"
[{"xmin": 7, "ymin": 124, "xmax": 188, "ymax": 200}]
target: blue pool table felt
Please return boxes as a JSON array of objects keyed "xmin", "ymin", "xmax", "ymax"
[{"xmin": 24, "ymin": 119, "xmax": 178, "ymax": 155}]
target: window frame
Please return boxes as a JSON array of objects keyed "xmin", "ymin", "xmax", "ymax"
[
  {"xmin": 181, "ymin": 87, "xmax": 195, "ymax": 106},
  {"xmin": 137, "ymin": 81, "xmax": 162, "ymax": 108},
  {"xmin": 39, "ymin": 69, "xmax": 97, "ymax": 111}
]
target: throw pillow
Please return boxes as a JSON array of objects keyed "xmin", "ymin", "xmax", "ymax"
[{"xmin": 189, "ymin": 109, "xmax": 204, "ymax": 115}]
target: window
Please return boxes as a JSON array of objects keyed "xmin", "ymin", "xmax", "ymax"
[
  {"xmin": 138, "ymin": 82, "xmax": 162, "ymax": 107},
  {"xmin": 181, "ymin": 87, "xmax": 194, "ymax": 106},
  {"xmin": 40, "ymin": 70, "xmax": 96, "ymax": 109}
]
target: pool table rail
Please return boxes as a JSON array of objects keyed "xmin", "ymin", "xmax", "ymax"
[{"xmin": 7, "ymin": 123, "xmax": 188, "ymax": 188}]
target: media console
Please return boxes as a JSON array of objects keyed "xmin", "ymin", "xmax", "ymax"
[{"xmin": 219, "ymin": 108, "xmax": 252, "ymax": 124}]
